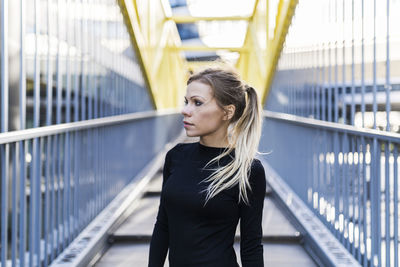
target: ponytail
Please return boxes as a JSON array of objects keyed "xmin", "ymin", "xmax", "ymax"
[{"xmin": 200, "ymin": 83, "xmax": 263, "ymax": 206}]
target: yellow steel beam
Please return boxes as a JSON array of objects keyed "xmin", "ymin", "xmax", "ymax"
[
  {"xmin": 118, "ymin": 0, "xmax": 157, "ymax": 108},
  {"xmin": 118, "ymin": 0, "xmax": 298, "ymax": 110},
  {"xmin": 250, "ymin": 0, "xmax": 261, "ymax": 19},
  {"xmin": 118, "ymin": 0, "xmax": 187, "ymax": 109},
  {"xmin": 168, "ymin": 15, "xmax": 251, "ymax": 24},
  {"xmin": 263, "ymin": 0, "xmax": 298, "ymax": 104},
  {"xmin": 170, "ymin": 45, "xmax": 247, "ymax": 52}
]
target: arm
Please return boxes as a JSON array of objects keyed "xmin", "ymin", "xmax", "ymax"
[
  {"xmin": 148, "ymin": 150, "xmax": 172, "ymax": 267},
  {"xmin": 239, "ymin": 159, "xmax": 266, "ymax": 267}
]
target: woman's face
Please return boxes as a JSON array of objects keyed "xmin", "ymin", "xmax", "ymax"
[{"xmin": 181, "ymin": 81, "xmax": 228, "ymax": 138}]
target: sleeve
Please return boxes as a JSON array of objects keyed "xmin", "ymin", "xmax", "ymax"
[
  {"xmin": 148, "ymin": 149, "xmax": 172, "ymax": 267},
  {"xmin": 239, "ymin": 159, "xmax": 266, "ymax": 267}
]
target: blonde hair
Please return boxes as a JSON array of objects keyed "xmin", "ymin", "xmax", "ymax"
[{"xmin": 187, "ymin": 67, "xmax": 263, "ymax": 205}]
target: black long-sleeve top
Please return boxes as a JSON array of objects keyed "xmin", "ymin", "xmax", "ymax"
[{"xmin": 148, "ymin": 142, "xmax": 266, "ymax": 267}]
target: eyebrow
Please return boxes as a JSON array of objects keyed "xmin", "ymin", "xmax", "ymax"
[{"xmin": 184, "ymin": 95, "xmax": 206, "ymax": 100}]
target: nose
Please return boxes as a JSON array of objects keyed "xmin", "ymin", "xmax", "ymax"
[{"xmin": 181, "ymin": 104, "xmax": 191, "ymax": 117}]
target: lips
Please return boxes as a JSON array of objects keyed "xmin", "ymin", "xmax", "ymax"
[{"xmin": 183, "ymin": 121, "xmax": 194, "ymax": 126}]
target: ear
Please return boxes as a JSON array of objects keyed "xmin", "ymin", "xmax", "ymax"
[{"xmin": 223, "ymin": 104, "xmax": 235, "ymax": 121}]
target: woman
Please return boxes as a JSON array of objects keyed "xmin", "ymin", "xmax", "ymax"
[{"xmin": 149, "ymin": 67, "xmax": 266, "ymax": 267}]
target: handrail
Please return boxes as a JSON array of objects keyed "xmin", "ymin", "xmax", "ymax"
[
  {"xmin": 264, "ymin": 110, "xmax": 400, "ymax": 143},
  {"xmin": 0, "ymin": 109, "xmax": 180, "ymax": 144}
]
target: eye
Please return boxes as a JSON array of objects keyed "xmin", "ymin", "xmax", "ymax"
[
  {"xmin": 194, "ymin": 100, "xmax": 203, "ymax": 106},
  {"xmin": 184, "ymin": 99, "xmax": 188, "ymax": 105}
]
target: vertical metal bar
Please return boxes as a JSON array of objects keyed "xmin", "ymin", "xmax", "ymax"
[
  {"xmin": 95, "ymin": 28, "xmax": 99, "ymax": 119},
  {"xmin": 35, "ymin": 138, "xmax": 42, "ymax": 266},
  {"xmin": 34, "ymin": 1, "xmax": 41, "ymax": 264},
  {"xmin": 334, "ymin": 0, "xmax": 338, "ymax": 123},
  {"xmin": 119, "ymin": 21, "xmax": 123, "ymax": 115},
  {"xmin": 20, "ymin": 0, "xmax": 26, "ymax": 131},
  {"xmin": 29, "ymin": 142, "xmax": 35, "ymax": 267},
  {"xmin": 66, "ymin": 0, "xmax": 71, "ymax": 124},
  {"xmin": 11, "ymin": 144, "xmax": 17, "ymax": 266},
  {"xmin": 294, "ymin": 50, "xmax": 297, "ymax": 116},
  {"xmin": 47, "ymin": 0, "xmax": 53, "ymax": 126},
  {"xmin": 94, "ymin": 0, "xmax": 99, "ymax": 119},
  {"xmin": 1, "ymin": 144, "xmax": 9, "ymax": 266},
  {"xmin": 371, "ymin": 139, "xmax": 376, "ymax": 266},
  {"xmin": 56, "ymin": 0, "xmax": 63, "ymax": 253},
  {"xmin": 351, "ymin": 138, "xmax": 356, "ymax": 256},
  {"xmin": 357, "ymin": 137, "xmax": 362, "ymax": 262},
  {"xmin": 57, "ymin": 0, "xmax": 62, "ymax": 125},
  {"xmin": 34, "ymin": 0, "xmax": 40, "ymax": 128},
  {"xmin": 350, "ymin": 0, "xmax": 355, "ymax": 126},
  {"xmin": 317, "ymin": 44, "xmax": 321, "ymax": 120},
  {"xmin": 385, "ymin": 0, "xmax": 390, "ymax": 132},
  {"xmin": 362, "ymin": 137, "xmax": 367, "ymax": 267},
  {"xmin": 74, "ymin": 0, "xmax": 79, "ymax": 122},
  {"xmin": 372, "ymin": 0, "xmax": 377, "ymax": 129},
  {"xmin": 100, "ymin": 71, "xmax": 104, "ymax": 118},
  {"xmin": 372, "ymin": 138, "xmax": 381, "ymax": 266},
  {"xmin": 45, "ymin": 2, "xmax": 53, "ymax": 261},
  {"xmin": 19, "ymin": 141, "xmax": 26, "ymax": 267},
  {"xmin": 327, "ymin": 0, "xmax": 332, "ymax": 123},
  {"xmin": 1, "ymin": 0, "xmax": 9, "ymax": 265},
  {"xmin": 94, "ymin": 128, "xmax": 99, "ymax": 214},
  {"xmin": 50, "ymin": 136, "xmax": 56, "ymax": 261},
  {"xmin": 377, "ymin": 139, "xmax": 381, "ymax": 267},
  {"xmin": 44, "ymin": 136, "xmax": 51, "ymax": 267},
  {"xmin": 385, "ymin": 142, "xmax": 390, "ymax": 266},
  {"xmin": 344, "ymin": 134, "xmax": 349, "ymax": 249},
  {"xmin": 29, "ymin": 0, "xmax": 40, "ymax": 265},
  {"xmin": 361, "ymin": 0, "xmax": 365, "ymax": 128},
  {"xmin": 65, "ymin": 0, "xmax": 72, "ymax": 246},
  {"xmin": 1, "ymin": 0, "xmax": 9, "ymax": 131},
  {"xmin": 19, "ymin": 0, "xmax": 27, "ymax": 240},
  {"xmin": 312, "ymin": 44, "xmax": 315, "ymax": 119},
  {"xmin": 342, "ymin": 0, "xmax": 346, "ymax": 125},
  {"xmin": 394, "ymin": 146, "xmax": 398, "ymax": 267},
  {"xmin": 334, "ymin": 131, "xmax": 339, "ymax": 238},
  {"xmin": 19, "ymin": 6, "xmax": 27, "ymax": 261},
  {"xmin": 99, "ymin": 127, "xmax": 103, "ymax": 209},
  {"xmin": 81, "ymin": 0, "xmax": 87, "ymax": 120},
  {"xmin": 114, "ymin": 10, "xmax": 118, "ymax": 117},
  {"xmin": 60, "ymin": 134, "xmax": 65, "ymax": 250},
  {"xmin": 73, "ymin": 131, "xmax": 79, "ymax": 237},
  {"xmin": 100, "ymin": 10, "xmax": 105, "ymax": 118},
  {"xmin": 87, "ymin": 130, "xmax": 92, "ymax": 222},
  {"xmin": 386, "ymin": 0, "xmax": 392, "ymax": 233},
  {"xmin": 64, "ymin": 132, "xmax": 71, "ymax": 244},
  {"xmin": 88, "ymin": 0, "xmax": 93, "ymax": 120},
  {"xmin": 55, "ymin": 134, "xmax": 61, "ymax": 254},
  {"xmin": 289, "ymin": 48, "xmax": 294, "ymax": 115}
]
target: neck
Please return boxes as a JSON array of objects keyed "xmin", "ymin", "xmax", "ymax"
[{"xmin": 199, "ymin": 135, "xmax": 229, "ymax": 148}]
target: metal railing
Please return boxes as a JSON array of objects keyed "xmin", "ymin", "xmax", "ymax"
[
  {"xmin": 267, "ymin": 0, "xmax": 399, "ymax": 133},
  {"xmin": 1, "ymin": 0, "xmax": 152, "ymax": 134},
  {"xmin": 261, "ymin": 110, "xmax": 400, "ymax": 266},
  {"xmin": 264, "ymin": 0, "xmax": 400, "ymax": 266},
  {"xmin": 0, "ymin": 110, "xmax": 182, "ymax": 267}
]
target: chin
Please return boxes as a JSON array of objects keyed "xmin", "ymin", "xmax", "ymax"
[{"xmin": 184, "ymin": 131, "xmax": 199, "ymax": 137}]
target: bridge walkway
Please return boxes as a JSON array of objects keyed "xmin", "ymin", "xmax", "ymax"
[{"xmin": 94, "ymin": 143, "xmax": 318, "ymax": 267}]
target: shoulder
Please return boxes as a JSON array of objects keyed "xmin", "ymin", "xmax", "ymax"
[
  {"xmin": 165, "ymin": 142, "xmax": 197, "ymax": 160},
  {"xmin": 248, "ymin": 159, "xmax": 266, "ymax": 189},
  {"xmin": 250, "ymin": 159, "xmax": 265, "ymax": 176}
]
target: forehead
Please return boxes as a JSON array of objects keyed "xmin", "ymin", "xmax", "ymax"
[{"xmin": 186, "ymin": 81, "xmax": 213, "ymax": 99}]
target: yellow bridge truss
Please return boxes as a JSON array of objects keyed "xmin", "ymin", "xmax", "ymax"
[{"xmin": 118, "ymin": 0, "xmax": 298, "ymax": 109}]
